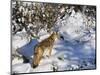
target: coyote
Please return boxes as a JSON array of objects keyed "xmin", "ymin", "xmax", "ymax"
[{"xmin": 32, "ymin": 32, "xmax": 59, "ymax": 68}]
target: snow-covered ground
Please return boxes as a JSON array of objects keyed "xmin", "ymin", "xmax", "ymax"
[
  {"xmin": 12, "ymin": 35, "xmax": 95, "ymax": 73},
  {"xmin": 11, "ymin": 2, "xmax": 96, "ymax": 74}
]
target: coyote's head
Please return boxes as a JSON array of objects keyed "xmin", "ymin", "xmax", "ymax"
[{"xmin": 51, "ymin": 31, "xmax": 60, "ymax": 40}]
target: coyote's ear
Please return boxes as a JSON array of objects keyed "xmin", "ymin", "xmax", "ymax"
[
  {"xmin": 56, "ymin": 32, "xmax": 58, "ymax": 35},
  {"xmin": 53, "ymin": 31, "xmax": 57, "ymax": 34},
  {"xmin": 56, "ymin": 31, "xmax": 59, "ymax": 34}
]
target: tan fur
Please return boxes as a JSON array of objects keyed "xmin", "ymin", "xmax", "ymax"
[{"xmin": 32, "ymin": 32, "xmax": 59, "ymax": 68}]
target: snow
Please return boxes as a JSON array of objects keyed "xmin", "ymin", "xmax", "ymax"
[
  {"xmin": 12, "ymin": 32, "xmax": 95, "ymax": 73},
  {"xmin": 12, "ymin": 31, "xmax": 31, "ymax": 57},
  {"xmin": 12, "ymin": 56, "xmax": 23, "ymax": 65},
  {"xmin": 12, "ymin": 63, "xmax": 31, "ymax": 73},
  {"xmin": 18, "ymin": 39, "xmax": 38, "ymax": 59},
  {"xmin": 12, "ymin": 2, "xmax": 96, "ymax": 74}
]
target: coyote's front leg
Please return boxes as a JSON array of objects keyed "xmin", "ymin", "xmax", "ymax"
[{"xmin": 48, "ymin": 46, "xmax": 53, "ymax": 57}]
